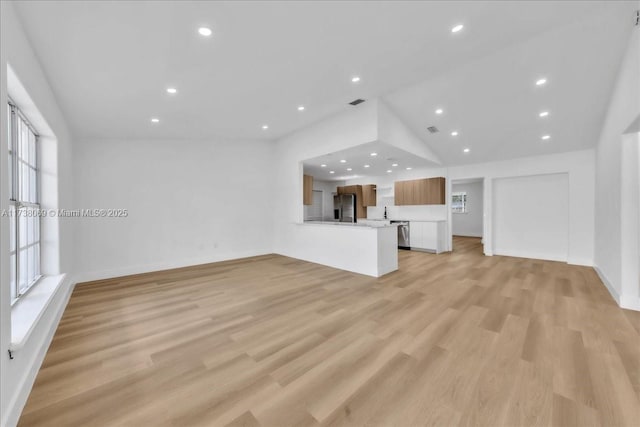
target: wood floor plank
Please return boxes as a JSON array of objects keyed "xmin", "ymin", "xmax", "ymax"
[
  {"xmin": 504, "ymin": 359, "xmax": 553, "ymax": 427},
  {"xmin": 457, "ymin": 314, "xmax": 529, "ymax": 427},
  {"xmin": 18, "ymin": 238, "xmax": 640, "ymax": 426}
]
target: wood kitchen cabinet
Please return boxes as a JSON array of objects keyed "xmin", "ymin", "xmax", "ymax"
[
  {"xmin": 394, "ymin": 177, "xmax": 446, "ymax": 205},
  {"xmin": 426, "ymin": 177, "xmax": 446, "ymax": 204},
  {"xmin": 395, "ymin": 180, "xmax": 415, "ymax": 205},
  {"xmin": 394, "ymin": 181, "xmax": 406, "ymax": 205},
  {"xmin": 341, "ymin": 185, "xmax": 358, "ymax": 195},
  {"xmin": 303, "ymin": 174, "xmax": 313, "ymax": 205},
  {"xmin": 362, "ymin": 184, "xmax": 377, "ymax": 207}
]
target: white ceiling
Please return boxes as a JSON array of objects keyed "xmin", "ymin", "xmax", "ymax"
[
  {"xmin": 12, "ymin": 1, "xmax": 636, "ymax": 165},
  {"xmin": 383, "ymin": 3, "xmax": 636, "ymax": 165},
  {"xmin": 304, "ymin": 142, "xmax": 434, "ymax": 182}
]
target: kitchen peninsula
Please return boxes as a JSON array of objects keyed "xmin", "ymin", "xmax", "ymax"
[{"xmin": 296, "ymin": 221, "xmax": 398, "ymax": 277}]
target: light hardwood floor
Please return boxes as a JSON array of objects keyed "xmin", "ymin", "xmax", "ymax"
[{"xmin": 19, "ymin": 237, "xmax": 640, "ymax": 426}]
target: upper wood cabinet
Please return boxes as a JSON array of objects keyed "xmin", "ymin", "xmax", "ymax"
[
  {"xmin": 394, "ymin": 177, "xmax": 445, "ymax": 205},
  {"xmin": 362, "ymin": 185, "xmax": 377, "ymax": 207},
  {"xmin": 303, "ymin": 174, "xmax": 313, "ymax": 205},
  {"xmin": 394, "ymin": 181, "xmax": 406, "ymax": 205},
  {"xmin": 341, "ymin": 185, "xmax": 358, "ymax": 195},
  {"xmin": 426, "ymin": 177, "xmax": 445, "ymax": 204}
]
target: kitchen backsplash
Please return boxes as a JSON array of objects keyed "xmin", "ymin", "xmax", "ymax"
[{"xmin": 367, "ymin": 204, "xmax": 447, "ymax": 221}]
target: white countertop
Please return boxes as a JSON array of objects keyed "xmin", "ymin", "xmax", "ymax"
[{"xmin": 301, "ymin": 221, "xmax": 397, "ymax": 229}]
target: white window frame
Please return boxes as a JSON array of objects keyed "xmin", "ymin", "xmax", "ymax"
[
  {"xmin": 8, "ymin": 99, "xmax": 42, "ymax": 304},
  {"xmin": 451, "ymin": 191, "xmax": 468, "ymax": 214}
]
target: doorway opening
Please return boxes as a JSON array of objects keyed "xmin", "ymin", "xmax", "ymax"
[{"xmin": 451, "ymin": 178, "xmax": 484, "ymax": 254}]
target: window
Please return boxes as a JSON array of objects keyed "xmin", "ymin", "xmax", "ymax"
[
  {"xmin": 8, "ymin": 101, "xmax": 41, "ymax": 303},
  {"xmin": 451, "ymin": 191, "xmax": 467, "ymax": 214}
]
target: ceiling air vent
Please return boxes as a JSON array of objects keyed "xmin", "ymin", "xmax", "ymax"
[
  {"xmin": 349, "ymin": 99, "xmax": 365, "ymax": 106},
  {"xmin": 427, "ymin": 126, "xmax": 439, "ymax": 134}
]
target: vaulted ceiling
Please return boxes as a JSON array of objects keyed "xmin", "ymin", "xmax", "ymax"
[{"xmin": 12, "ymin": 1, "xmax": 637, "ymax": 165}]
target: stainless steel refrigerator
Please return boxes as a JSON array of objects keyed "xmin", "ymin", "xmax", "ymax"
[{"xmin": 333, "ymin": 194, "xmax": 356, "ymax": 223}]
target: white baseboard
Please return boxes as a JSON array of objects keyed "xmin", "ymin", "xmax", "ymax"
[
  {"xmin": 593, "ymin": 266, "xmax": 640, "ymax": 312},
  {"xmin": 4, "ymin": 276, "xmax": 76, "ymax": 427},
  {"xmin": 567, "ymin": 257, "xmax": 594, "ymax": 267},
  {"xmin": 620, "ymin": 295, "xmax": 640, "ymax": 311},
  {"xmin": 275, "ymin": 250, "xmax": 379, "ymax": 278},
  {"xmin": 452, "ymin": 233, "xmax": 483, "ymax": 238},
  {"xmin": 493, "ymin": 249, "xmax": 567, "ymax": 263},
  {"xmin": 594, "ymin": 265, "xmax": 621, "ymax": 305},
  {"xmin": 75, "ymin": 250, "xmax": 272, "ymax": 283}
]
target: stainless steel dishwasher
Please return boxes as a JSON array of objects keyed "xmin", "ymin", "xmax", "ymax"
[{"xmin": 391, "ymin": 221, "xmax": 410, "ymax": 249}]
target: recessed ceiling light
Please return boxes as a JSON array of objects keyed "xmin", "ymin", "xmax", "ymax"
[
  {"xmin": 150, "ymin": 118, "xmax": 160, "ymax": 123},
  {"xmin": 329, "ymin": 170, "xmax": 335, "ymax": 174},
  {"xmin": 321, "ymin": 164, "xmax": 327, "ymax": 167},
  {"xmin": 406, "ymin": 167, "xmax": 412, "ymax": 170},
  {"xmin": 351, "ymin": 76, "xmax": 361, "ymax": 83},
  {"xmin": 536, "ymin": 78, "xmax": 547, "ymax": 86},
  {"xmin": 387, "ymin": 170, "xmax": 392, "ymax": 173},
  {"xmin": 392, "ymin": 163, "xmax": 398, "ymax": 167},
  {"xmin": 198, "ymin": 27, "xmax": 213, "ymax": 37},
  {"xmin": 166, "ymin": 87, "xmax": 177, "ymax": 94},
  {"xmin": 347, "ymin": 168, "xmax": 352, "ymax": 171},
  {"xmin": 451, "ymin": 131, "xmax": 459, "ymax": 137},
  {"xmin": 451, "ymin": 24, "xmax": 464, "ymax": 33},
  {"xmin": 463, "ymin": 148, "xmax": 470, "ymax": 153},
  {"xmin": 340, "ymin": 159, "xmax": 347, "ymax": 163},
  {"xmin": 541, "ymin": 135, "xmax": 551, "ymax": 140},
  {"xmin": 370, "ymin": 152, "xmax": 377, "ymax": 156},
  {"xmin": 262, "ymin": 125, "xmax": 269, "ymax": 130},
  {"xmin": 539, "ymin": 111, "xmax": 549, "ymax": 118},
  {"xmin": 298, "ymin": 105, "xmax": 305, "ymax": 111},
  {"xmin": 364, "ymin": 164, "xmax": 370, "ymax": 168},
  {"xmin": 435, "ymin": 108, "xmax": 444, "ymax": 115}
]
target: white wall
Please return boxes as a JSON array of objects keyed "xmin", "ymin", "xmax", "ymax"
[
  {"xmin": 0, "ymin": 2, "xmax": 75, "ymax": 425},
  {"xmin": 620, "ymin": 132, "xmax": 640, "ymax": 309},
  {"xmin": 73, "ymin": 138, "xmax": 274, "ymax": 281},
  {"xmin": 594, "ymin": 27, "xmax": 640, "ymax": 310},
  {"xmin": 493, "ymin": 173, "xmax": 569, "ymax": 261},
  {"xmin": 452, "ymin": 181, "xmax": 483, "ymax": 237},
  {"xmin": 447, "ymin": 149, "xmax": 595, "ymax": 265}
]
